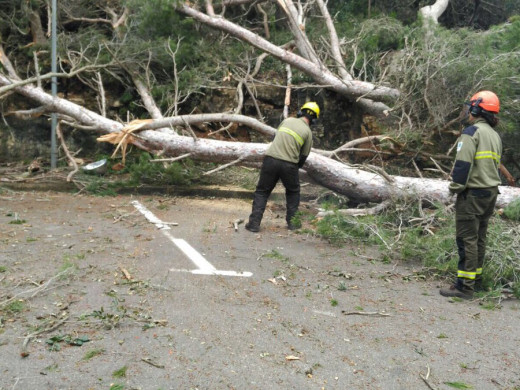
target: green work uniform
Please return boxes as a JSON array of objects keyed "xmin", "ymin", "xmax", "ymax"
[
  {"xmin": 265, "ymin": 117, "xmax": 313, "ymax": 165},
  {"xmin": 247, "ymin": 117, "xmax": 313, "ymax": 230},
  {"xmin": 449, "ymin": 119, "xmax": 502, "ymax": 291}
]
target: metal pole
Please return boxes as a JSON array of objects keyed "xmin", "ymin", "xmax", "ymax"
[{"xmin": 50, "ymin": 0, "xmax": 58, "ymax": 169}]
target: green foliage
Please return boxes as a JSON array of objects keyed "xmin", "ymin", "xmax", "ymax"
[
  {"xmin": 8, "ymin": 219, "xmax": 27, "ymax": 225},
  {"xmin": 126, "ymin": 0, "xmax": 185, "ymax": 39},
  {"xmin": 46, "ymin": 335, "xmax": 90, "ymax": 351},
  {"xmin": 81, "ymin": 152, "xmax": 196, "ymax": 196},
  {"xmin": 264, "ymin": 249, "xmax": 290, "ymax": 264},
  {"xmin": 315, "ymin": 200, "xmax": 520, "ymax": 292},
  {"xmin": 85, "ymin": 179, "xmax": 119, "ymax": 197},
  {"xmin": 356, "ymin": 17, "xmax": 405, "ymax": 52},
  {"xmin": 112, "ymin": 366, "xmax": 128, "ymax": 378},
  {"xmin": 503, "ymin": 198, "xmax": 520, "ymax": 221},
  {"xmin": 126, "ymin": 152, "xmax": 191, "ymax": 186},
  {"xmin": 83, "ymin": 348, "xmax": 105, "ymax": 361},
  {"xmin": 3, "ymin": 300, "xmax": 25, "ymax": 314},
  {"xmin": 444, "ymin": 382, "xmax": 473, "ymax": 389},
  {"xmin": 386, "ymin": 19, "xmax": 520, "ymax": 166},
  {"xmin": 316, "ymin": 213, "xmax": 391, "ymax": 247}
]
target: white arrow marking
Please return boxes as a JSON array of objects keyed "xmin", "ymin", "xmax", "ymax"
[{"xmin": 131, "ymin": 200, "xmax": 252, "ymax": 277}]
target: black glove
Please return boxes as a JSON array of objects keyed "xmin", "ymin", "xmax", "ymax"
[{"xmin": 298, "ymin": 155, "xmax": 308, "ymax": 168}]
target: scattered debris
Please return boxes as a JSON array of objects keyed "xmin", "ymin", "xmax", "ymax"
[
  {"xmin": 119, "ymin": 266, "xmax": 132, "ymax": 281},
  {"xmin": 341, "ymin": 311, "xmax": 390, "ymax": 317},
  {"xmin": 231, "ymin": 218, "xmax": 244, "ymax": 232},
  {"xmin": 46, "ymin": 333, "xmax": 90, "ymax": 351},
  {"xmin": 141, "ymin": 357, "xmax": 165, "ymax": 368},
  {"xmin": 420, "ymin": 365, "xmax": 437, "ymax": 390},
  {"xmin": 285, "ymin": 355, "xmax": 300, "ymax": 361}
]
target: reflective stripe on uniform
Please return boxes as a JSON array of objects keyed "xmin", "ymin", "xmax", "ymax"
[
  {"xmin": 279, "ymin": 127, "xmax": 304, "ymax": 146},
  {"xmin": 475, "ymin": 151, "xmax": 500, "ymax": 162},
  {"xmin": 476, "ymin": 268, "xmax": 482, "ymax": 275},
  {"xmin": 458, "ymin": 270, "xmax": 477, "ymax": 279}
]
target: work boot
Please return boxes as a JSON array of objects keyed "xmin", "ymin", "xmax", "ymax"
[
  {"xmin": 287, "ymin": 221, "xmax": 301, "ymax": 231},
  {"xmin": 245, "ymin": 221, "xmax": 260, "ymax": 232},
  {"xmin": 439, "ymin": 285, "xmax": 474, "ymax": 300}
]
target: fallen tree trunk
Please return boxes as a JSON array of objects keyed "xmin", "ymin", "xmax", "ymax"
[{"xmin": 1, "ymin": 73, "xmax": 519, "ymax": 208}]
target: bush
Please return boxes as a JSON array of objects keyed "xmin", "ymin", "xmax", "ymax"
[
  {"xmin": 502, "ymin": 198, "xmax": 520, "ymax": 221},
  {"xmin": 315, "ymin": 200, "xmax": 520, "ymax": 296}
]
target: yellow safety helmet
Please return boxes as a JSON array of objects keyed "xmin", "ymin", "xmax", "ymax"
[{"xmin": 300, "ymin": 102, "xmax": 320, "ymax": 118}]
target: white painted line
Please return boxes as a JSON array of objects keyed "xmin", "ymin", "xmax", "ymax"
[
  {"xmin": 132, "ymin": 200, "xmax": 252, "ymax": 278},
  {"xmin": 168, "ymin": 234, "xmax": 216, "ymax": 272},
  {"xmin": 168, "ymin": 268, "xmax": 253, "ymax": 277},
  {"xmin": 131, "ymin": 200, "xmax": 170, "ymax": 230}
]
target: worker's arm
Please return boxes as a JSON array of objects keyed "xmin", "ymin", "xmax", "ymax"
[
  {"xmin": 449, "ymin": 127, "xmax": 477, "ymax": 193},
  {"xmin": 298, "ymin": 130, "xmax": 313, "ymax": 168},
  {"xmin": 499, "ymin": 164, "xmax": 516, "ymax": 186}
]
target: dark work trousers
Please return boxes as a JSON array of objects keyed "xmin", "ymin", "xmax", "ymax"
[
  {"xmin": 248, "ymin": 156, "xmax": 300, "ymax": 227},
  {"xmin": 455, "ymin": 187, "xmax": 498, "ymax": 291}
]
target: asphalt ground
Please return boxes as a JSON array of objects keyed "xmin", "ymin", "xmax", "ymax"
[{"xmin": 0, "ymin": 190, "xmax": 519, "ymax": 390}]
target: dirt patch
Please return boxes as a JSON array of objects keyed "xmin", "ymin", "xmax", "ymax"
[{"xmin": 0, "ymin": 189, "xmax": 519, "ymax": 390}]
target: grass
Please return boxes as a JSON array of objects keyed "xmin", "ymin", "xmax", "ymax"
[
  {"xmin": 83, "ymin": 348, "xmax": 105, "ymax": 361},
  {"xmin": 3, "ymin": 300, "xmax": 25, "ymax": 314},
  {"xmin": 314, "ymin": 199, "xmax": 520, "ymax": 298},
  {"xmin": 8, "ymin": 219, "xmax": 27, "ymax": 224},
  {"xmin": 112, "ymin": 366, "xmax": 128, "ymax": 378},
  {"xmin": 264, "ymin": 249, "xmax": 289, "ymax": 264}
]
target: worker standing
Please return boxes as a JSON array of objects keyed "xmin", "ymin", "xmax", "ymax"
[
  {"xmin": 440, "ymin": 91, "xmax": 503, "ymax": 299},
  {"xmin": 245, "ymin": 102, "xmax": 320, "ymax": 232}
]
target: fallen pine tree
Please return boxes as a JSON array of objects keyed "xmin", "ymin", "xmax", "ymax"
[{"xmin": 2, "ymin": 72, "xmax": 519, "ymax": 209}]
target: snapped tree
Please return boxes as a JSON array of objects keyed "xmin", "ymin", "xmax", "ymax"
[{"xmin": 0, "ymin": 0, "xmax": 519, "ymax": 208}]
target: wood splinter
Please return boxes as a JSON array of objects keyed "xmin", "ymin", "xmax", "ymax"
[{"xmin": 232, "ymin": 218, "xmax": 244, "ymax": 232}]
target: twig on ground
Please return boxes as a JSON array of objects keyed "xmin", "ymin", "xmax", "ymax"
[
  {"xmin": 341, "ymin": 311, "xmax": 390, "ymax": 317},
  {"xmin": 119, "ymin": 267, "xmax": 132, "ymax": 280},
  {"xmin": 0, "ymin": 268, "xmax": 72, "ymax": 308},
  {"xmin": 141, "ymin": 357, "xmax": 165, "ymax": 368},
  {"xmin": 419, "ymin": 365, "xmax": 437, "ymax": 390},
  {"xmin": 113, "ymin": 209, "xmax": 139, "ymax": 223},
  {"xmin": 232, "ymin": 218, "xmax": 244, "ymax": 232},
  {"xmin": 21, "ymin": 316, "xmax": 69, "ymax": 356}
]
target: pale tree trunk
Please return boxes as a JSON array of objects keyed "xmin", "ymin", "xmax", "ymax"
[
  {"xmin": 1, "ymin": 72, "xmax": 518, "ymax": 208},
  {"xmin": 420, "ymin": 0, "xmax": 450, "ymax": 25}
]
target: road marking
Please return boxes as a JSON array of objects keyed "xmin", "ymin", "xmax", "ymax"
[{"xmin": 131, "ymin": 200, "xmax": 252, "ymax": 277}]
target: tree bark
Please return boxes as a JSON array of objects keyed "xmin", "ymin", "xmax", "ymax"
[{"xmin": 1, "ymin": 72, "xmax": 518, "ymax": 208}]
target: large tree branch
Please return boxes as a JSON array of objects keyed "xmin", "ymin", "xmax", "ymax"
[
  {"xmin": 175, "ymin": 3, "xmax": 399, "ymax": 106},
  {"xmin": 2, "ymin": 72, "xmax": 519, "ymax": 208},
  {"xmin": 276, "ymin": 0, "xmax": 321, "ymax": 65}
]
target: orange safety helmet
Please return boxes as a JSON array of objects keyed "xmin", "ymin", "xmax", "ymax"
[{"xmin": 468, "ymin": 90, "xmax": 500, "ymax": 114}]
